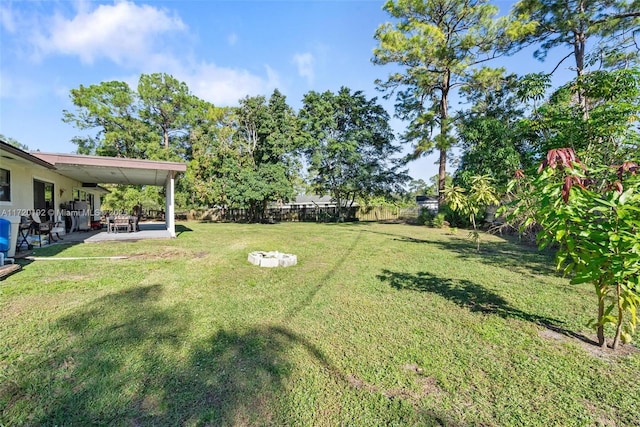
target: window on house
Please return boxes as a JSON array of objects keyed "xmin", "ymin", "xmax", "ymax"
[
  {"xmin": 73, "ymin": 188, "xmax": 88, "ymax": 201},
  {"xmin": 0, "ymin": 168, "xmax": 10, "ymax": 202}
]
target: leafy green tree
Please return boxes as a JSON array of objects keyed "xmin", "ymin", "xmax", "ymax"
[
  {"xmin": 427, "ymin": 173, "xmax": 452, "ymax": 196},
  {"xmin": 408, "ymin": 179, "xmax": 430, "ymax": 196},
  {"xmin": 138, "ymin": 73, "xmax": 199, "ymax": 160},
  {"xmin": 511, "ymin": 0, "xmax": 640, "ymax": 77},
  {"xmin": 502, "ymin": 67, "xmax": 640, "ymax": 349},
  {"xmin": 506, "ymin": 148, "xmax": 640, "ymax": 349},
  {"xmin": 63, "ymin": 80, "xmax": 150, "ymax": 211},
  {"xmin": 518, "ymin": 69, "xmax": 640, "ymax": 169},
  {"xmin": 226, "ymin": 90, "xmax": 301, "ymax": 221},
  {"xmin": 64, "ymin": 74, "xmax": 213, "ymax": 210},
  {"xmin": 397, "ymin": 178, "xmax": 435, "ymax": 206},
  {"xmin": 515, "ymin": 72, "xmax": 552, "ymax": 112},
  {"xmin": 64, "ymin": 74, "xmax": 203, "ymax": 162},
  {"xmin": 299, "ymin": 87, "xmax": 408, "ymax": 221},
  {"xmin": 63, "ymin": 81, "xmax": 150, "ymax": 157},
  {"xmin": 455, "ymin": 119, "xmax": 524, "ymax": 191},
  {"xmin": 444, "ymin": 174, "xmax": 499, "ymax": 250},
  {"xmin": 510, "ymin": 0, "xmax": 640, "ymax": 112},
  {"xmin": 185, "ymin": 106, "xmax": 237, "ymax": 208},
  {"xmin": 100, "ymin": 185, "xmax": 164, "ymax": 213},
  {"xmin": 455, "ymin": 73, "xmax": 529, "ymax": 191},
  {"xmin": 373, "ymin": 0, "xmax": 531, "ymax": 207}
]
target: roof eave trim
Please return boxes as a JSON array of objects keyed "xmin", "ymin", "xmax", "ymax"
[{"xmin": 0, "ymin": 141, "xmax": 56, "ymax": 169}]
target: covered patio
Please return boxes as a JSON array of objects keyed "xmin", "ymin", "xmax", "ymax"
[
  {"xmin": 47, "ymin": 222, "xmax": 174, "ymax": 244},
  {"xmin": 31, "ymin": 152, "xmax": 187, "ymax": 239}
]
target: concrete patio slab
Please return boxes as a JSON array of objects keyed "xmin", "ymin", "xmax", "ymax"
[
  {"xmin": 85, "ymin": 223, "xmax": 172, "ymax": 243},
  {"xmin": 39, "ymin": 222, "xmax": 172, "ymax": 245}
]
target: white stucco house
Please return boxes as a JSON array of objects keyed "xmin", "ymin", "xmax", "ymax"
[{"xmin": 0, "ymin": 139, "xmax": 186, "ymax": 257}]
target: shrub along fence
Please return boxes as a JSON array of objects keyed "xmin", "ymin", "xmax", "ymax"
[{"xmin": 178, "ymin": 206, "xmax": 421, "ymax": 223}]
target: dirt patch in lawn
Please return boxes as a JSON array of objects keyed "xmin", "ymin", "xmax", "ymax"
[
  {"xmin": 538, "ymin": 328, "xmax": 639, "ymax": 360},
  {"xmin": 346, "ymin": 364, "xmax": 442, "ymax": 406},
  {"xmin": 581, "ymin": 399, "xmax": 619, "ymax": 427},
  {"xmin": 129, "ymin": 247, "xmax": 198, "ymax": 260},
  {"xmin": 401, "ymin": 363, "xmax": 442, "ymax": 397}
]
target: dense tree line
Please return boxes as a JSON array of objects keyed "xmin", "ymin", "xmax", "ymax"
[
  {"xmin": 63, "ymin": 75, "xmax": 407, "ymax": 221},
  {"xmin": 373, "ymin": 0, "xmax": 639, "ymax": 200},
  {"xmin": 62, "ymin": 0, "xmax": 638, "ymax": 220}
]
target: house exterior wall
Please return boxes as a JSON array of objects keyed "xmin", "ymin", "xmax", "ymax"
[{"xmin": 0, "ymin": 155, "xmax": 81, "ymax": 217}]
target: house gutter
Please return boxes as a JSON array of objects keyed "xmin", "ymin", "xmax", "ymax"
[{"xmin": 0, "ymin": 141, "xmax": 56, "ymax": 169}]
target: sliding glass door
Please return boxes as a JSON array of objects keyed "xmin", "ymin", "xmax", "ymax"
[{"xmin": 33, "ymin": 179, "xmax": 54, "ymax": 221}]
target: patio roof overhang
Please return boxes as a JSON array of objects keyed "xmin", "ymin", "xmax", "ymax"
[
  {"xmin": 30, "ymin": 151, "xmax": 186, "ymax": 238},
  {"xmin": 30, "ymin": 152, "xmax": 186, "ymax": 186}
]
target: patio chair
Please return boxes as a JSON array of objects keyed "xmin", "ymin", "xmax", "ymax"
[
  {"xmin": 30, "ymin": 212, "xmax": 64, "ymax": 247},
  {"xmin": 51, "ymin": 214, "xmax": 65, "ymax": 240}
]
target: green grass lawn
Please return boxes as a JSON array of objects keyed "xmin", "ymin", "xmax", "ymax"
[{"xmin": 1, "ymin": 222, "xmax": 638, "ymax": 426}]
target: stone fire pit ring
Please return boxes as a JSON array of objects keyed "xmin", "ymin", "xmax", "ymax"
[{"xmin": 248, "ymin": 251, "xmax": 297, "ymax": 268}]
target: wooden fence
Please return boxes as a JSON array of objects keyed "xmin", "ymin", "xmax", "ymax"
[
  {"xmin": 356, "ymin": 206, "xmax": 420, "ymax": 222},
  {"xmin": 179, "ymin": 206, "xmax": 421, "ymax": 223}
]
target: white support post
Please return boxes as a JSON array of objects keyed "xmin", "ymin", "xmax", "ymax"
[{"xmin": 165, "ymin": 172, "xmax": 176, "ymax": 238}]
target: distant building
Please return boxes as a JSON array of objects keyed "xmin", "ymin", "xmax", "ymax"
[
  {"xmin": 276, "ymin": 195, "xmax": 359, "ymax": 209},
  {"xmin": 415, "ymin": 195, "xmax": 438, "ymax": 213}
]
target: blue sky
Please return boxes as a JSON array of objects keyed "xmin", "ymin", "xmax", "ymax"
[{"xmin": 1, "ymin": 0, "xmax": 571, "ymax": 183}]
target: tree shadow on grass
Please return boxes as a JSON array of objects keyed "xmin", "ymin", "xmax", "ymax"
[
  {"xmin": 377, "ymin": 269, "xmax": 596, "ymax": 345},
  {"xmin": 364, "ymin": 225, "xmax": 559, "ymax": 278},
  {"xmin": 2, "ymin": 284, "xmax": 288, "ymax": 425},
  {"xmin": 1, "ymin": 282, "xmax": 454, "ymax": 425},
  {"xmin": 19, "ymin": 240, "xmax": 84, "ymax": 257},
  {"xmin": 420, "ymin": 236, "xmax": 559, "ymax": 277}
]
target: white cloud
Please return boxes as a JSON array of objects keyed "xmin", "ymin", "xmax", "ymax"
[
  {"xmin": 175, "ymin": 63, "xmax": 281, "ymax": 106},
  {"xmin": 4, "ymin": 1, "xmax": 281, "ymax": 106},
  {"xmin": 227, "ymin": 32, "xmax": 238, "ymax": 46},
  {"xmin": 111, "ymin": 61, "xmax": 282, "ymax": 106},
  {"xmin": 292, "ymin": 52, "xmax": 315, "ymax": 85},
  {"xmin": 0, "ymin": 4, "xmax": 17, "ymax": 33},
  {"xmin": 32, "ymin": 1, "xmax": 186, "ymax": 66}
]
